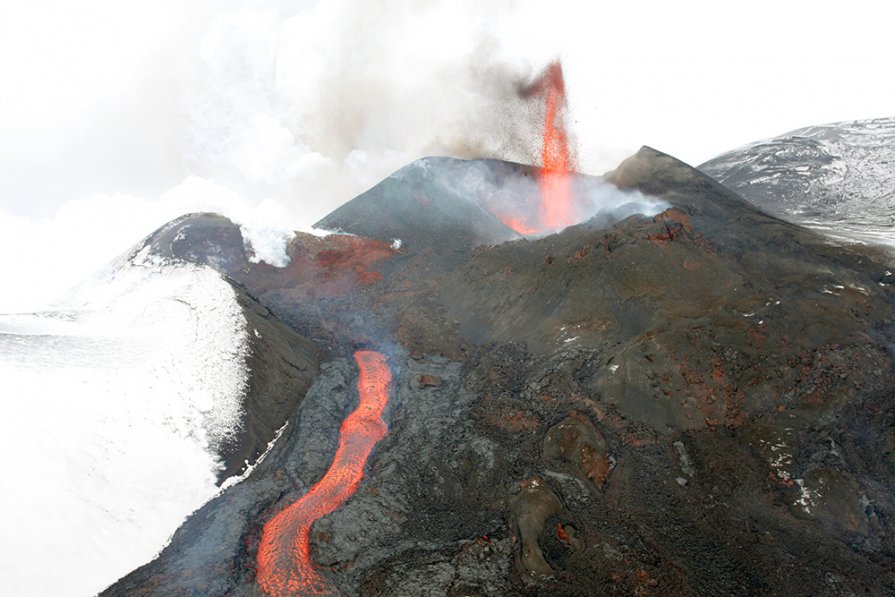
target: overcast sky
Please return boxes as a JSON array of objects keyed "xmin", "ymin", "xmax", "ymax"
[{"xmin": 1, "ymin": 0, "xmax": 892, "ymax": 312}]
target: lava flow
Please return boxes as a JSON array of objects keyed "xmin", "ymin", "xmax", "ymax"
[
  {"xmin": 256, "ymin": 351, "xmax": 392, "ymax": 596},
  {"xmin": 496, "ymin": 61, "xmax": 578, "ymax": 236}
]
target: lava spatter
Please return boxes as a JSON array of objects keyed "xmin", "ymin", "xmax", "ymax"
[
  {"xmin": 537, "ymin": 61, "xmax": 575, "ymax": 231},
  {"xmin": 494, "ymin": 61, "xmax": 579, "ymax": 236},
  {"xmin": 256, "ymin": 351, "xmax": 392, "ymax": 596}
]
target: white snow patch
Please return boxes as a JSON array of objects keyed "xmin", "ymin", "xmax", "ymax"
[
  {"xmin": 759, "ymin": 437, "xmax": 794, "ymax": 482},
  {"xmin": 794, "ymin": 478, "xmax": 822, "ymax": 514},
  {"xmin": 0, "ymin": 256, "xmax": 250, "ymax": 597},
  {"xmin": 673, "ymin": 441, "xmax": 696, "ymax": 477}
]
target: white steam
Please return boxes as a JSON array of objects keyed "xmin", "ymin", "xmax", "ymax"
[
  {"xmin": 443, "ymin": 160, "xmax": 669, "ymax": 236},
  {"xmin": 0, "ymin": 0, "xmax": 549, "ymax": 312},
  {"xmin": 576, "ymin": 179, "xmax": 671, "ymax": 227},
  {"xmin": 0, "ymin": 178, "xmax": 298, "ymax": 312}
]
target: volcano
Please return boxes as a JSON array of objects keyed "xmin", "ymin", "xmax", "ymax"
[{"xmin": 91, "ymin": 146, "xmax": 895, "ymax": 596}]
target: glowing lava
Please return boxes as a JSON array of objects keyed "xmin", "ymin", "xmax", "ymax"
[
  {"xmin": 537, "ymin": 62, "xmax": 575, "ymax": 231},
  {"xmin": 495, "ymin": 61, "xmax": 578, "ymax": 236},
  {"xmin": 256, "ymin": 351, "xmax": 392, "ymax": 596},
  {"xmin": 501, "ymin": 216, "xmax": 540, "ymax": 237}
]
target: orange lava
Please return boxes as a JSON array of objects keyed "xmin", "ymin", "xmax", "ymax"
[
  {"xmin": 256, "ymin": 351, "xmax": 392, "ymax": 596},
  {"xmin": 501, "ymin": 216, "xmax": 540, "ymax": 237},
  {"xmin": 494, "ymin": 61, "xmax": 578, "ymax": 236},
  {"xmin": 537, "ymin": 61, "xmax": 574, "ymax": 231}
]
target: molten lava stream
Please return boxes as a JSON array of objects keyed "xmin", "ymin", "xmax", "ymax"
[{"xmin": 256, "ymin": 351, "xmax": 392, "ymax": 596}]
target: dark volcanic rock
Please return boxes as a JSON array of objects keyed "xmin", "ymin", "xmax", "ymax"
[
  {"xmin": 222, "ymin": 288, "xmax": 318, "ymax": 481},
  {"xmin": 511, "ymin": 476, "xmax": 563, "ymax": 582},
  {"xmin": 441, "ymin": 148, "xmax": 894, "ymax": 431},
  {"xmin": 146, "ymin": 212, "xmax": 251, "ymax": 274},
  {"xmin": 543, "ymin": 413, "xmax": 610, "ymax": 485},
  {"xmin": 106, "ymin": 150, "xmax": 895, "ymax": 596}
]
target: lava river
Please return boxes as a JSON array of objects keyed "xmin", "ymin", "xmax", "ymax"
[{"xmin": 256, "ymin": 351, "xmax": 392, "ymax": 596}]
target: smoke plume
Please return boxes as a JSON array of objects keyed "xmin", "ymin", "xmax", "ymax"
[{"xmin": 0, "ymin": 0, "xmax": 567, "ymax": 312}]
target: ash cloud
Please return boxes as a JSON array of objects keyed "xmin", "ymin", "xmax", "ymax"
[
  {"xmin": 182, "ymin": 0, "xmax": 548, "ymax": 209},
  {"xmin": 0, "ymin": 0, "xmax": 573, "ymax": 312}
]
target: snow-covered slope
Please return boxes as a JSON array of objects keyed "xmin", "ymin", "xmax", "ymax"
[
  {"xmin": 0, "ymin": 249, "xmax": 250, "ymax": 596},
  {"xmin": 699, "ymin": 117, "xmax": 895, "ymax": 249}
]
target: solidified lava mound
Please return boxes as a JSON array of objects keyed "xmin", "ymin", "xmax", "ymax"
[{"xmin": 104, "ymin": 149, "xmax": 895, "ymax": 596}]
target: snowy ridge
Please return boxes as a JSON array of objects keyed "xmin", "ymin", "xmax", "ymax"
[
  {"xmin": 700, "ymin": 117, "xmax": 895, "ymax": 249},
  {"xmin": 0, "ymin": 250, "xmax": 250, "ymax": 596}
]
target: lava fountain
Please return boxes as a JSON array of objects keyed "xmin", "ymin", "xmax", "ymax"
[
  {"xmin": 537, "ymin": 61, "xmax": 575, "ymax": 231},
  {"xmin": 494, "ymin": 61, "xmax": 579, "ymax": 236},
  {"xmin": 256, "ymin": 351, "xmax": 393, "ymax": 596}
]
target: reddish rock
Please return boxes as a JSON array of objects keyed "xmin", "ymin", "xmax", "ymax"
[{"xmin": 417, "ymin": 374, "xmax": 442, "ymax": 388}]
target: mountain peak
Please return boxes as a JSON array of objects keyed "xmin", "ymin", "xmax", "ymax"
[{"xmin": 605, "ymin": 146, "xmax": 701, "ymax": 189}]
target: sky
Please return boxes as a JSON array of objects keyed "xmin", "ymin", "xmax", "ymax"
[{"xmin": 1, "ymin": 0, "xmax": 893, "ymax": 312}]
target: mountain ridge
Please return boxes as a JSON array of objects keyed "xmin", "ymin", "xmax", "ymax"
[{"xmin": 699, "ymin": 116, "xmax": 895, "ymax": 250}]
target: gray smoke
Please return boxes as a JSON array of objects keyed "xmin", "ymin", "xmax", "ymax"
[
  {"xmin": 181, "ymin": 0, "xmax": 549, "ymax": 214},
  {"xmin": 0, "ymin": 0, "xmax": 560, "ymax": 311}
]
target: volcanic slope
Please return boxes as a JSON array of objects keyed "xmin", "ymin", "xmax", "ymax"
[
  {"xmin": 315, "ymin": 156, "xmax": 523, "ymax": 251},
  {"xmin": 106, "ymin": 150, "xmax": 895, "ymax": 596},
  {"xmin": 700, "ymin": 116, "xmax": 895, "ymax": 249}
]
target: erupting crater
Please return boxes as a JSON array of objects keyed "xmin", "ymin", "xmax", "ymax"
[{"xmin": 256, "ymin": 351, "xmax": 392, "ymax": 596}]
